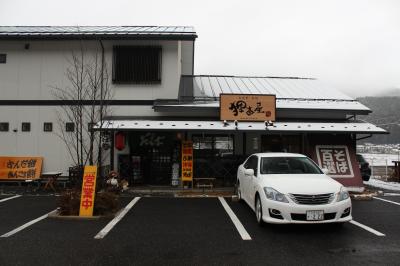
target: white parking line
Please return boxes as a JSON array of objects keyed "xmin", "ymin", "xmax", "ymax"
[
  {"xmin": 218, "ymin": 197, "xmax": 252, "ymax": 240},
  {"xmin": 0, "ymin": 195, "xmax": 21, "ymax": 203},
  {"xmin": 350, "ymin": 220, "xmax": 385, "ymax": 237},
  {"xmin": 0, "ymin": 209, "xmax": 58, "ymax": 238},
  {"xmin": 373, "ymin": 197, "xmax": 400, "ymax": 206},
  {"xmin": 94, "ymin": 197, "xmax": 141, "ymax": 239},
  {"xmin": 383, "ymin": 193, "xmax": 400, "ymax": 196}
]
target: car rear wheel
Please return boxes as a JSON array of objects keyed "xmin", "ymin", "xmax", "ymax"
[
  {"xmin": 236, "ymin": 181, "xmax": 242, "ymax": 201},
  {"xmin": 255, "ymin": 196, "xmax": 264, "ymax": 226}
]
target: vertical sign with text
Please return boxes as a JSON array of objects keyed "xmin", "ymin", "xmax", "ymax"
[
  {"xmin": 181, "ymin": 141, "xmax": 193, "ymax": 182},
  {"xmin": 79, "ymin": 165, "xmax": 97, "ymax": 217},
  {"xmin": 315, "ymin": 145, "xmax": 354, "ymax": 178}
]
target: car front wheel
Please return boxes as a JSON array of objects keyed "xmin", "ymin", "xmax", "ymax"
[{"xmin": 255, "ymin": 196, "xmax": 264, "ymax": 226}]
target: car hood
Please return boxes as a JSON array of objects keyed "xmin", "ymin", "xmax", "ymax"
[{"xmin": 259, "ymin": 174, "xmax": 342, "ymax": 194}]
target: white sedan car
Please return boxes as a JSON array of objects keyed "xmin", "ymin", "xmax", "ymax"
[{"xmin": 236, "ymin": 153, "xmax": 352, "ymax": 225}]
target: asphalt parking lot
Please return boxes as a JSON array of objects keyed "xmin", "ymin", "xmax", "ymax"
[{"xmin": 0, "ymin": 194, "xmax": 400, "ymax": 265}]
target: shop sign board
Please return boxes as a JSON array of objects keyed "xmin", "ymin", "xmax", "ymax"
[
  {"xmin": 220, "ymin": 94, "xmax": 276, "ymax": 122},
  {"xmin": 181, "ymin": 141, "xmax": 193, "ymax": 182},
  {"xmin": 79, "ymin": 165, "xmax": 97, "ymax": 217},
  {"xmin": 315, "ymin": 145, "xmax": 354, "ymax": 178},
  {"xmin": 0, "ymin": 156, "xmax": 42, "ymax": 180}
]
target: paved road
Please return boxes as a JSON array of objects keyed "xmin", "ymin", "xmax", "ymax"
[{"xmin": 0, "ymin": 194, "xmax": 400, "ymax": 265}]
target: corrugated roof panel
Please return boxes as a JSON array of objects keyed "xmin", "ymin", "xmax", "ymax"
[
  {"xmin": 193, "ymin": 76, "xmax": 206, "ymax": 98},
  {"xmin": 218, "ymin": 77, "xmax": 233, "ymax": 94},
  {"xmin": 255, "ymin": 78, "xmax": 278, "ymax": 95},
  {"xmin": 242, "ymin": 77, "xmax": 263, "ymax": 94},
  {"xmin": 186, "ymin": 76, "xmax": 353, "ymax": 101},
  {"xmin": 224, "ymin": 77, "xmax": 244, "ymax": 94},
  {"xmin": 264, "ymin": 78, "xmax": 290, "ymax": 98},
  {"xmin": 202, "ymin": 77, "xmax": 217, "ymax": 98},
  {"xmin": 234, "ymin": 77, "xmax": 253, "ymax": 94},
  {"xmin": 208, "ymin": 77, "xmax": 224, "ymax": 96}
]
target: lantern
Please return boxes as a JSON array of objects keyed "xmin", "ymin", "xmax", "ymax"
[{"xmin": 115, "ymin": 131, "xmax": 125, "ymax": 151}]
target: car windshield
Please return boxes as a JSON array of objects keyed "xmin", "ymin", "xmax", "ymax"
[{"xmin": 260, "ymin": 157, "xmax": 323, "ymax": 174}]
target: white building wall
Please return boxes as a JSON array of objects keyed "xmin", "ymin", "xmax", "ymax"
[{"xmin": 0, "ymin": 39, "xmax": 193, "ymax": 173}]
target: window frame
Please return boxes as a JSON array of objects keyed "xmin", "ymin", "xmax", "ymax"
[
  {"xmin": 43, "ymin": 122, "xmax": 53, "ymax": 132},
  {"xmin": 21, "ymin": 122, "xmax": 31, "ymax": 132},
  {"xmin": 112, "ymin": 46, "xmax": 162, "ymax": 84},
  {"xmin": 65, "ymin": 122, "xmax": 75, "ymax": 132},
  {"xmin": 0, "ymin": 54, "xmax": 6, "ymax": 64},
  {"xmin": 0, "ymin": 122, "xmax": 9, "ymax": 132}
]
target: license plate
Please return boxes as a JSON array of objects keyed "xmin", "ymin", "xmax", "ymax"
[{"xmin": 306, "ymin": 210, "xmax": 324, "ymax": 221}]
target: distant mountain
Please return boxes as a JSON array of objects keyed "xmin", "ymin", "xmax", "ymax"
[
  {"xmin": 357, "ymin": 96, "xmax": 400, "ymax": 144},
  {"xmin": 373, "ymin": 88, "xmax": 400, "ymax": 97}
]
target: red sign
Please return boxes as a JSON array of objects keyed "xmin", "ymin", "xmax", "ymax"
[
  {"xmin": 181, "ymin": 141, "xmax": 193, "ymax": 182},
  {"xmin": 315, "ymin": 145, "xmax": 354, "ymax": 178}
]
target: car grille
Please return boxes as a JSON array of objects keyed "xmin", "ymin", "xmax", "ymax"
[
  {"xmin": 291, "ymin": 212, "xmax": 337, "ymax": 221},
  {"xmin": 289, "ymin": 193, "xmax": 335, "ymax": 205}
]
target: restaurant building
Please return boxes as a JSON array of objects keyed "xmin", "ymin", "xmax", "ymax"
[{"xmin": 0, "ymin": 26, "xmax": 386, "ymax": 191}]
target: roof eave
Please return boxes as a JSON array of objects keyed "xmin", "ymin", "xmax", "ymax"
[{"xmin": 0, "ymin": 34, "xmax": 198, "ymax": 41}]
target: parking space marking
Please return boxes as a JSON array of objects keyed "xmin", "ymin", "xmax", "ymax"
[
  {"xmin": 94, "ymin": 197, "xmax": 141, "ymax": 239},
  {"xmin": 218, "ymin": 197, "xmax": 251, "ymax": 240},
  {"xmin": 350, "ymin": 220, "xmax": 385, "ymax": 237},
  {"xmin": 383, "ymin": 193, "xmax": 400, "ymax": 196},
  {"xmin": 373, "ymin": 197, "xmax": 400, "ymax": 206},
  {"xmin": 0, "ymin": 209, "xmax": 58, "ymax": 238},
  {"xmin": 0, "ymin": 195, "xmax": 21, "ymax": 203}
]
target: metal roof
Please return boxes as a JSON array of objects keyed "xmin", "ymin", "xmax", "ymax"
[
  {"xmin": 0, "ymin": 26, "xmax": 197, "ymax": 40},
  {"xmin": 155, "ymin": 99, "xmax": 370, "ymax": 113},
  {"xmin": 96, "ymin": 120, "xmax": 386, "ymax": 134},
  {"xmin": 180, "ymin": 75, "xmax": 355, "ymax": 101}
]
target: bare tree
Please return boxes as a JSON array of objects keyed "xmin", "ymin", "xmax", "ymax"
[{"xmin": 52, "ymin": 43, "xmax": 112, "ymax": 171}]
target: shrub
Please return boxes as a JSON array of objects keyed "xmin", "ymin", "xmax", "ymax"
[{"xmin": 58, "ymin": 189, "xmax": 119, "ymax": 216}]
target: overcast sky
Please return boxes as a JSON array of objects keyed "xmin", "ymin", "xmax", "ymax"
[{"xmin": 1, "ymin": 0, "xmax": 399, "ymax": 97}]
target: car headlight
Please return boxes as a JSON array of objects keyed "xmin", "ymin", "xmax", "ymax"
[
  {"xmin": 337, "ymin": 187, "xmax": 350, "ymax": 202},
  {"xmin": 264, "ymin": 187, "xmax": 289, "ymax": 203}
]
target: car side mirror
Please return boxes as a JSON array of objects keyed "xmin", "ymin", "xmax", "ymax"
[
  {"xmin": 245, "ymin": 169, "xmax": 254, "ymax": 176},
  {"xmin": 321, "ymin": 168, "xmax": 330, "ymax": 175}
]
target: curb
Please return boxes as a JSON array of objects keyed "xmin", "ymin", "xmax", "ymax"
[{"xmin": 350, "ymin": 192, "xmax": 378, "ymax": 201}]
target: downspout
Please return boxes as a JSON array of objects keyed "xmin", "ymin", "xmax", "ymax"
[{"xmin": 98, "ymin": 39, "xmax": 105, "ymax": 172}]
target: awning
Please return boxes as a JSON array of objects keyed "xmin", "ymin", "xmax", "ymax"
[{"xmin": 95, "ymin": 120, "xmax": 387, "ymax": 134}]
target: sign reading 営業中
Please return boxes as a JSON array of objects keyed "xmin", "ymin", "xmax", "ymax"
[
  {"xmin": 79, "ymin": 165, "xmax": 97, "ymax": 217},
  {"xmin": 220, "ymin": 94, "xmax": 276, "ymax": 122},
  {"xmin": 315, "ymin": 145, "xmax": 354, "ymax": 178},
  {"xmin": 0, "ymin": 156, "xmax": 43, "ymax": 180},
  {"xmin": 181, "ymin": 141, "xmax": 193, "ymax": 182}
]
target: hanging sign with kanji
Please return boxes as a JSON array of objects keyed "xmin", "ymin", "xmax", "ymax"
[
  {"xmin": 220, "ymin": 94, "xmax": 276, "ymax": 122},
  {"xmin": 0, "ymin": 156, "xmax": 43, "ymax": 180},
  {"xmin": 181, "ymin": 141, "xmax": 193, "ymax": 182},
  {"xmin": 315, "ymin": 145, "xmax": 354, "ymax": 178},
  {"xmin": 79, "ymin": 165, "xmax": 97, "ymax": 217}
]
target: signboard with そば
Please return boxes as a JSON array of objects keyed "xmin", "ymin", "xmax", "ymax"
[{"xmin": 315, "ymin": 145, "xmax": 354, "ymax": 178}]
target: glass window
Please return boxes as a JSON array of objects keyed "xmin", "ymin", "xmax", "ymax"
[
  {"xmin": 43, "ymin": 122, "xmax": 53, "ymax": 132},
  {"xmin": 21, "ymin": 122, "xmax": 30, "ymax": 132},
  {"xmin": 66, "ymin": 122, "xmax": 75, "ymax": 132},
  {"xmin": 0, "ymin": 54, "xmax": 6, "ymax": 64},
  {"xmin": 112, "ymin": 46, "xmax": 162, "ymax": 84},
  {"xmin": 192, "ymin": 135, "xmax": 234, "ymax": 158},
  {"xmin": 260, "ymin": 157, "xmax": 323, "ymax": 175},
  {"xmin": 0, "ymin": 122, "xmax": 9, "ymax": 132}
]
